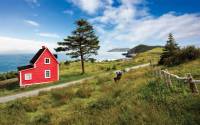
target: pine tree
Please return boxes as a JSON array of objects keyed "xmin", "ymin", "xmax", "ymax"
[
  {"xmin": 159, "ymin": 33, "xmax": 180, "ymax": 65},
  {"xmin": 55, "ymin": 19, "xmax": 100, "ymax": 74}
]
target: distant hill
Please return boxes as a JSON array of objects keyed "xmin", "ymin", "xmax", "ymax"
[
  {"xmin": 126, "ymin": 44, "xmax": 163, "ymax": 57},
  {"xmin": 108, "ymin": 48, "xmax": 130, "ymax": 52}
]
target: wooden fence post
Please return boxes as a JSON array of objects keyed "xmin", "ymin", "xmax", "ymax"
[
  {"xmin": 165, "ymin": 69, "xmax": 172, "ymax": 87},
  {"xmin": 159, "ymin": 70, "xmax": 163, "ymax": 79},
  {"xmin": 187, "ymin": 73, "xmax": 199, "ymax": 94}
]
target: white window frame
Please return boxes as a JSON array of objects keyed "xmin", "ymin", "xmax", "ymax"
[
  {"xmin": 44, "ymin": 58, "xmax": 50, "ymax": 64},
  {"xmin": 25, "ymin": 73, "xmax": 32, "ymax": 80},
  {"xmin": 45, "ymin": 70, "xmax": 51, "ymax": 78}
]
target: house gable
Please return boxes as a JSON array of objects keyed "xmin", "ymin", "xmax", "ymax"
[{"xmin": 34, "ymin": 47, "xmax": 59, "ymax": 67}]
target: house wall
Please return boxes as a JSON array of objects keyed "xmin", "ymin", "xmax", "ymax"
[{"xmin": 20, "ymin": 49, "xmax": 59, "ymax": 86}]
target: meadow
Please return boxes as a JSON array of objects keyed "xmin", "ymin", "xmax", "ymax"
[
  {"xmin": 0, "ymin": 48, "xmax": 162, "ymax": 97},
  {"xmin": 0, "ymin": 48, "xmax": 199, "ymax": 125}
]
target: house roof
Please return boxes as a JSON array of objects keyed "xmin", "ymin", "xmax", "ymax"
[
  {"xmin": 30, "ymin": 48, "xmax": 46, "ymax": 64},
  {"xmin": 17, "ymin": 65, "xmax": 34, "ymax": 71},
  {"xmin": 18, "ymin": 46, "xmax": 59, "ymax": 71}
]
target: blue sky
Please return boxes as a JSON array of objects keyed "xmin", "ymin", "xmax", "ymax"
[{"xmin": 0, "ymin": 0, "xmax": 200, "ymax": 54}]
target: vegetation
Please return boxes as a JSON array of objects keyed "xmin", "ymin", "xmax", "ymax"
[
  {"xmin": 0, "ymin": 58, "xmax": 199, "ymax": 125},
  {"xmin": 0, "ymin": 48, "xmax": 162, "ymax": 97},
  {"xmin": 0, "ymin": 71, "xmax": 18, "ymax": 81},
  {"xmin": 55, "ymin": 19, "xmax": 100, "ymax": 74},
  {"xmin": 159, "ymin": 33, "xmax": 200, "ymax": 66},
  {"xmin": 126, "ymin": 44, "xmax": 162, "ymax": 57}
]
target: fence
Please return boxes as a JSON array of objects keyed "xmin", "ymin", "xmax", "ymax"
[{"xmin": 153, "ymin": 67, "xmax": 200, "ymax": 94}]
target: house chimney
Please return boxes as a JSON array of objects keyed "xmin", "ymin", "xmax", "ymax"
[{"xmin": 42, "ymin": 46, "xmax": 46, "ymax": 49}]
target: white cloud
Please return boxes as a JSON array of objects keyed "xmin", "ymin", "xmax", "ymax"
[
  {"xmin": 38, "ymin": 32, "xmax": 60, "ymax": 38},
  {"xmin": 90, "ymin": 0, "xmax": 200, "ymax": 51},
  {"xmin": 63, "ymin": 10, "xmax": 74, "ymax": 15},
  {"xmin": 0, "ymin": 36, "xmax": 56, "ymax": 54},
  {"xmin": 24, "ymin": 20, "xmax": 40, "ymax": 27},
  {"xmin": 67, "ymin": 0, "xmax": 113, "ymax": 14}
]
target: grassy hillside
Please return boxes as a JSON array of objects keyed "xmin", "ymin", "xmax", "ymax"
[
  {"xmin": 127, "ymin": 44, "xmax": 163, "ymax": 56},
  {"xmin": 0, "ymin": 48, "xmax": 199, "ymax": 125},
  {"xmin": 0, "ymin": 48, "xmax": 162, "ymax": 97}
]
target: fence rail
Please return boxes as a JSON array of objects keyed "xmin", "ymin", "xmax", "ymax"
[{"xmin": 153, "ymin": 68, "xmax": 199, "ymax": 94}]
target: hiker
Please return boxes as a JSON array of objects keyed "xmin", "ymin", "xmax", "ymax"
[{"xmin": 114, "ymin": 70, "xmax": 123, "ymax": 82}]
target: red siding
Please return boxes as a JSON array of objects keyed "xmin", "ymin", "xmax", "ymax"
[{"xmin": 19, "ymin": 48, "xmax": 59, "ymax": 86}]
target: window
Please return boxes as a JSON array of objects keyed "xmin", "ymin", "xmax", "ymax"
[
  {"xmin": 25, "ymin": 73, "xmax": 32, "ymax": 80},
  {"xmin": 45, "ymin": 70, "xmax": 51, "ymax": 78},
  {"xmin": 44, "ymin": 58, "xmax": 50, "ymax": 64}
]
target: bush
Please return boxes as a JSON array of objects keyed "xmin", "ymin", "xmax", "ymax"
[
  {"xmin": 0, "ymin": 71, "xmax": 18, "ymax": 81},
  {"xmin": 89, "ymin": 96, "xmax": 116, "ymax": 110},
  {"xmin": 179, "ymin": 46, "xmax": 200, "ymax": 61},
  {"xmin": 106, "ymin": 67, "xmax": 111, "ymax": 71},
  {"xmin": 51, "ymin": 88, "xmax": 75, "ymax": 106},
  {"xmin": 88, "ymin": 58, "xmax": 96, "ymax": 63},
  {"xmin": 64, "ymin": 60, "xmax": 71, "ymax": 65},
  {"xmin": 0, "ymin": 74, "xmax": 6, "ymax": 81},
  {"xmin": 32, "ymin": 111, "xmax": 52, "ymax": 125},
  {"xmin": 160, "ymin": 46, "xmax": 200, "ymax": 66},
  {"xmin": 76, "ymin": 86, "xmax": 93, "ymax": 98},
  {"xmin": 112, "ymin": 65, "xmax": 117, "ymax": 70}
]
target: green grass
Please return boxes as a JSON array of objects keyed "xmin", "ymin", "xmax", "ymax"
[
  {"xmin": 0, "ymin": 48, "xmax": 162, "ymax": 97},
  {"xmin": 167, "ymin": 58, "xmax": 200, "ymax": 79},
  {"xmin": 0, "ymin": 56, "xmax": 199, "ymax": 124},
  {"xmin": 0, "ymin": 48, "xmax": 199, "ymax": 125}
]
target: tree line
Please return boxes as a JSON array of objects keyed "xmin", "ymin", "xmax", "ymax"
[{"xmin": 159, "ymin": 33, "xmax": 200, "ymax": 66}]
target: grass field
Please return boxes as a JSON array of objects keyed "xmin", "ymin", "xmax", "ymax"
[
  {"xmin": 0, "ymin": 48, "xmax": 199, "ymax": 125},
  {"xmin": 0, "ymin": 48, "xmax": 162, "ymax": 97}
]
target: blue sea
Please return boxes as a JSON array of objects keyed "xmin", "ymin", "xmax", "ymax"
[{"xmin": 0, "ymin": 52, "xmax": 125, "ymax": 73}]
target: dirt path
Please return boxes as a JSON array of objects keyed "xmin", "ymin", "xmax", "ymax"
[{"xmin": 0, "ymin": 63, "xmax": 150, "ymax": 103}]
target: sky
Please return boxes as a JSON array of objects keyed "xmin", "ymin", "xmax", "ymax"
[{"xmin": 0, "ymin": 0, "xmax": 200, "ymax": 54}]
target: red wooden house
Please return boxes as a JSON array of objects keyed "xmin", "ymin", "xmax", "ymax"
[{"xmin": 18, "ymin": 46, "xmax": 59, "ymax": 87}]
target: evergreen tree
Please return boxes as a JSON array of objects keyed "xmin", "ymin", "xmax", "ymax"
[
  {"xmin": 159, "ymin": 33, "xmax": 180, "ymax": 65},
  {"xmin": 55, "ymin": 19, "xmax": 100, "ymax": 74}
]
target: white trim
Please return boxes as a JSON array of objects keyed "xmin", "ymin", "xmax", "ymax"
[
  {"xmin": 34, "ymin": 48, "xmax": 47, "ymax": 64},
  {"xmin": 34, "ymin": 48, "xmax": 59, "ymax": 65},
  {"xmin": 19, "ymin": 71, "xmax": 22, "ymax": 87},
  {"xmin": 45, "ymin": 70, "xmax": 51, "ymax": 78},
  {"xmin": 20, "ymin": 81, "xmax": 55, "ymax": 87},
  {"xmin": 25, "ymin": 73, "xmax": 32, "ymax": 80},
  {"xmin": 44, "ymin": 58, "xmax": 50, "ymax": 64}
]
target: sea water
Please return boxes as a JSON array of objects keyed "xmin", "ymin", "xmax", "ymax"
[{"xmin": 0, "ymin": 52, "xmax": 125, "ymax": 72}]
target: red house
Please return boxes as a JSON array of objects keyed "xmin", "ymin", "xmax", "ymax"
[{"xmin": 18, "ymin": 46, "xmax": 59, "ymax": 87}]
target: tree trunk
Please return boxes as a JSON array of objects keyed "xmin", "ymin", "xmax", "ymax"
[{"xmin": 80, "ymin": 54, "xmax": 85, "ymax": 74}]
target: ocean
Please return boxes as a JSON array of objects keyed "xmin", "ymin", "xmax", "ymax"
[{"xmin": 0, "ymin": 52, "xmax": 125, "ymax": 73}]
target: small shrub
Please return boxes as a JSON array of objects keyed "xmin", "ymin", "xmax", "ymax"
[
  {"xmin": 7, "ymin": 101, "xmax": 26, "ymax": 112},
  {"xmin": 88, "ymin": 58, "xmax": 96, "ymax": 63},
  {"xmin": 106, "ymin": 67, "xmax": 111, "ymax": 71},
  {"xmin": 0, "ymin": 71, "xmax": 18, "ymax": 81},
  {"xmin": 0, "ymin": 74, "xmax": 6, "ymax": 81},
  {"xmin": 32, "ymin": 111, "xmax": 52, "ymax": 125},
  {"xmin": 64, "ymin": 60, "xmax": 71, "ymax": 65},
  {"xmin": 76, "ymin": 86, "xmax": 93, "ymax": 98},
  {"xmin": 96, "ymin": 74, "xmax": 112, "ymax": 85},
  {"xmin": 112, "ymin": 65, "xmax": 117, "ymax": 70},
  {"xmin": 51, "ymin": 88, "xmax": 75, "ymax": 106},
  {"xmin": 89, "ymin": 95, "xmax": 116, "ymax": 110}
]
